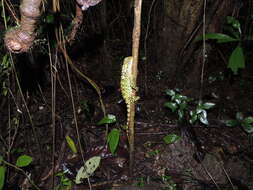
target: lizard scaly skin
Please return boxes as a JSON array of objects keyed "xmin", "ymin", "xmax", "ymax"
[{"xmin": 120, "ymin": 56, "xmax": 139, "ymax": 135}]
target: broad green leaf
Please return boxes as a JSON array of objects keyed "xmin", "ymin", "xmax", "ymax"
[
  {"xmin": 241, "ymin": 122, "xmax": 253, "ymax": 133},
  {"xmin": 0, "ymin": 166, "xmax": 6, "ymax": 190},
  {"xmin": 16, "ymin": 155, "xmax": 33, "ymax": 167},
  {"xmin": 97, "ymin": 114, "xmax": 116, "ymax": 125},
  {"xmin": 217, "ymin": 37, "xmax": 239, "ymax": 43},
  {"xmin": 194, "ymin": 33, "xmax": 237, "ymax": 43},
  {"xmin": 75, "ymin": 156, "xmax": 101, "ymax": 184},
  {"xmin": 198, "ymin": 110, "xmax": 208, "ymax": 125},
  {"xmin": 0, "ymin": 156, "xmax": 3, "ymax": 164},
  {"xmin": 228, "ymin": 46, "xmax": 245, "ymax": 75},
  {"xmin": 163, "ymin": 134, "xmax": 181, "ymax": 144},
  {"xmin": 225, "ymin": 120, "xmax": 238, "ymax": 127},
  {"xmin": 244, "ymin": 117, "xmax": 253, "ymax": 124},
  {"xmin": 165, "ymin": 89, "xmax": 175, "ymax": 96},
  {"xmin": 107, "ymin": 128, "xmax": 120, "ymax": 154},
  {"xmin": 164, "ymin": 102, "xmax": 178, "ymax": 112},
  {"xmin": 65, "ymin": 136, "xmax": 77, "ymax": 154},
  {"xmin": 201, "ymin": 102, "xmax": 215, "ymax": 110}
]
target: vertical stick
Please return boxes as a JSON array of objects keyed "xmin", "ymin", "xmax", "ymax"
[{"xmin": 129, "ymin": 0, "xmax": 143, "ymax": 176}]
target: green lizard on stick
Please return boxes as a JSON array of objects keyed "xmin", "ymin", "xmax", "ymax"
[
  {"xmin": 121, "ymin": 56, "xmax": 139, "ymax": 136},
  {"xmin": 120, "ymin": 56, "xmax": 139, "ymax": 175}
]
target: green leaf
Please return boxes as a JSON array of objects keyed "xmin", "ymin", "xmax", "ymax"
[
  {"xmin": 16, "ymin": 155, "xmax": 33, "ymax": 167},
  {"xmin": 201, "ymin": 102, "xmax": 215, "ymax": 110},
  {"xmin": 0, "ymin": 156, "xmax": 3, "ymax": 164},
  {"xmin": 164, "ymin": 102, "xmax": 178, "ymax": 112},
  {"xmin": 228, "ymin": 46, "xmax": 245, "ymax": 75},
  {"xmin": 163, "ymin": 134, "xmax": 181, "ymax": 144},
  {"xmin": 65, "ymin": 136, "xmax": 77, "ymax": 154},
  {"xmin": 225, "ymin": 120, "xmax": 238, "ymax": 127},
  {"xmin": 241, "ymin": 122, "xmax": 253, "ymax": 133},
  {"xmin": 97, "ymin": 114, "xmax": 116, "ymax": 125},
  {"xmin": 107, "ymin": 128, "xmax": 120, "ymax": 154},
  {"xmin": 243, "ymin": 116, "xmax": 253, "ymax": 124},
  {"xmin": 165, "ymin": 89, "xmax": 175, "ymax": 96},
  {"xmin": 0, "ymin": 166, "xmax": 6, "ymax": 190},
  {"xmin": 198, "ymin": 110, "xmax": 208, "ymax": 125},
  {"xmin": 194, "ymin": 33, "xmax": 237, "ymax": 43}
]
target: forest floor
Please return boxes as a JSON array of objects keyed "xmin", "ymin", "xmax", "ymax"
[{"xmin": 1, "ymin": 48, "xmax": 253, "ymax": 190}]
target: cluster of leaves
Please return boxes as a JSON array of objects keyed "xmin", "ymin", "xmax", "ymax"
[
  {"xmin": 0, "ymin": 155, "xmax": 33, "ymax": 190},
  {"xmin": 164, "ymin": 89, "xmax": 215, "ymax": 125},
  {"xmin": 225, "ymin": 112, "xmax": 253, "ymax": 134},
  {"xmin": 56, "ymin": 172, "xmax": 72, "ymax": 190},
  {"xmin": 196, "ymin": 16, "xmax": 253, "ymax": 74},
  {"xmin": 97, "ymin": 114, "xmax": 119, "ymax": 154},
  {"xmin": 62, "ymin": 114, "xmax": 119, "ymax": 185}
]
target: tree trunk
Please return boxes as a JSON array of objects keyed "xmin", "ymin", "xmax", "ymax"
[{"xmin": 147, "ymin": 0, "xmax": 236, "ymax": 91}]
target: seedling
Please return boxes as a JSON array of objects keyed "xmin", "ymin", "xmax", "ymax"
[
  {"xmin": 195, "ymin": 16, "xmax": 253, "ymax": 75},
  {"xmin": 97, "ymin": 114, "xmax": 120, "ymax": 154},
  {"xmin": 164, "ymin": 89, "xmax": 215, "ymax": 125},
  {"xmin": 225, "ymin": 112, "xmax": 253, "ymax": 133}
]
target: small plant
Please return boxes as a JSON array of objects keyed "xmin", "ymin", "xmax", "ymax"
[
  {"xmin": 56, "ymin": 172, "xmax": 72, "ymax": 190},
  {"xmin": 163, "ymin": 134, "xmax": 181, "ymax": 144},
  {"xmin": 97, "ymin": 114, "xmax": 120, "ymax": 154},
  {"xmin": 162, "ymin": 175, "xmax": 177, "ymax": 190},
  {"xmin": 136, "ymin": 177, "xmax": 145, "ymax": 187},
  {"xmin": 225, "ymin": 112, "xmax": 253, "ymax": 133},
  {"xmin": 164, "ymin": 89, "xmax": 215, "ymax": 125},
  {"xmin": 147, "ymin": 149, "xmax": 160, "ymax": 157},
  {"xmin": 196, "ymin": 16, "xmax": 253, "ymax": 75},
  {"xmin": 0, "ymin": 154, "xmax": 33, "ymax": 190}
]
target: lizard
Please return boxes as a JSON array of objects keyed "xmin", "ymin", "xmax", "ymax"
[{"xmin": 120, "ymin": 56, "xmax": 139, "ymax": 139}]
